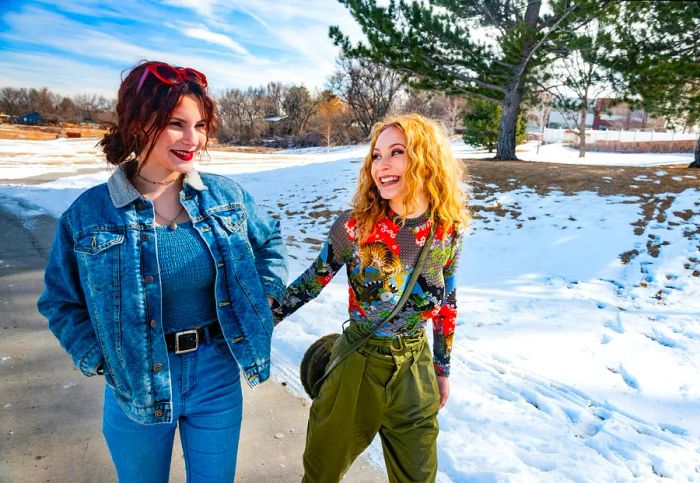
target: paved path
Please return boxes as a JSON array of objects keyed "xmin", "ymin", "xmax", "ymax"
[{"xmin": 0, "ymin": 202, "xmax": 385, "ymax": 483}]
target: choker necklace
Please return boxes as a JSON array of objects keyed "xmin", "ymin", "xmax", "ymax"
[
  {"xmin": 137, "ymin": 172, "xmax": 182, "ymax": 185},
  {"xmin": 154, "ymin": 205, "xmax": 185, "ymax": 230}
]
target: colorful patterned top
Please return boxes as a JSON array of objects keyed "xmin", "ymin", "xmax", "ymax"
[{"xmin": 274, "ymin": 209, "xmax": 464, "ymax": 376}]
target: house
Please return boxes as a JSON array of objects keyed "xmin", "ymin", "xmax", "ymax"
[
  {"xmin": 592, "ymin": 99, "xmax": 665, "ymax": 131},
  {"xmin": 528, "ymin": 98, "xmax": 667, "ymax": 133},
  {"xmin": 16, "ymin": 112, "xmax": 46, "ymax": 125}
]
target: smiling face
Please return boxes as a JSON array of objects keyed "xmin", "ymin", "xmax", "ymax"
[
  {"xmin": 140, "ymin": 95, "xmax": 206, "ymax": 178},
  {"xmin": 371, "ymin": 125, "xmax": 410, "ymax": 210}
]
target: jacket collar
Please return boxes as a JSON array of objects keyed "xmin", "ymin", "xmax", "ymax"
[{"xmin": 107, "ymin": 164, "xmax": 208, "ymax": 208}]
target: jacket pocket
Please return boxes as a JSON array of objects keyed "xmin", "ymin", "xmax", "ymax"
[
  {"xmin": 74, "ymin": 230, "xmax": 124, "ymax": 255},
  {"xmin": 213, "ymin": 208, "xmax": 247, "ymax": 235},
  {"xmin": 211, "ymin": 208, "xmax": 250, "ymax": 260},
  {"xmin": 74, "ymin": 228, "xmax": 126, "ymax": 368}
]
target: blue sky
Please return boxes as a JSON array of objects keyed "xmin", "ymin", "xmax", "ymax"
[{"xmin": 0, "ymin": 0, "xmax": 365, "ymax": 97}]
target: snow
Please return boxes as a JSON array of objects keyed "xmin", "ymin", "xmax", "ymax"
[
  {"xmin": 1, "ymin": 138, "xmax": 699, "ymax": 481},
  {"xmin": 461, "ymin": 140, "xmax": 695, "ymax": 167}
]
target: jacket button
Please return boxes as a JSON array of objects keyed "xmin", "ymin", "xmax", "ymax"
[
  {"xmin": 144, "ymin": 275, "xmax": 154, "ymax": 284},
  {"xmin": 141, "ymin": 234, "xmax": 150, "ymax": 241},
  {"xmin": 153, "ymin": 363, "xmax": 163, "ymax": 372},
  {"xmin": 217, "ymin": 261, "xmax": 224, "ymax": 269},
  {"xmin": 149, "ymin": 319, "xmax": 157, "ymax": 328},
  {"xmin": 218, "ymin": 300, "xmax": 231, "ymax": 307},
  {"xmin": 154, "ymin": 409, "xmax": 164, "ymax": 417}
]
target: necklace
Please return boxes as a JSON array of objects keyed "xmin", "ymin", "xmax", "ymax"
[
  {"xmin": 154, "ymin": 205, "xmax": 185, "ymax": 230},
  {"xmin": 137, "ymin": 172, "xmax": 182, "ymax": 185}
]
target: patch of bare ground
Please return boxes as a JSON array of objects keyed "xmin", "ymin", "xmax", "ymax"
[
  {"xmin": 0, "ymin": 123, "xmax": 106, "ymax": 140},
  {"xmin": 208, "ymin": 143, "xmax": 282, "ymax": 154},
  {"xmin": 462, "ymin": 159, "xmax": 698, "ymax": 197},
  {"xmin": 461, "ymin": 159, "xmax": 700, "ymax": 287}
]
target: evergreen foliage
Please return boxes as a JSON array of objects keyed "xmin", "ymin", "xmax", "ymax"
[
  {"xmin": 330, "ymin": 0, "xmax": 613, "ymax": 160},
  {"xmin": 608, "ymin": 2, "xmax": 700, "ymax": 167},
  {"xmin": 463, "ymin": 98, "xmax": 525, "ymax": 152}
]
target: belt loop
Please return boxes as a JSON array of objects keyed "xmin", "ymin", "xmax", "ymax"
[
  {"xmin": 392, "ymin": 334, "xmax": 405, "ymax": 352},
  {"xmin": 202, "ymin": 323, "xmax": 213, "ymax": 342}
]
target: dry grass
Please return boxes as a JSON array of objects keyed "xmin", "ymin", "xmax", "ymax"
[
  {"xmin": 0, "ymin": 124, "xmax": 107, "ymax": 140},
  {"xmin": 462, "ymin": 158, "xmax": 700, "ymax": 271},
  {"xmin": 208, "ymin": 143, "xmax": 282, "ymax": 154}
]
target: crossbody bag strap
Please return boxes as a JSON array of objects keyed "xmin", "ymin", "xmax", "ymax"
[{"xmin": 313, "ymin": 220, "xmax": 437, "ymax": 392}]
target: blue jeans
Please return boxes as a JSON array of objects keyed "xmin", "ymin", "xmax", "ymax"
[{"xmin": 102, "ymin": 340, "xmax": 242, "ymax": 482}]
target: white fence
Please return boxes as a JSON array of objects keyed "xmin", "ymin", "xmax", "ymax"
[{"xmin": 543, "ymin": 127, "xmax": 700, "ymax": 144}]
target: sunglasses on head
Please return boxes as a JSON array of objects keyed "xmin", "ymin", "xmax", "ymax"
[{"xmin": 136, "ymin": 62, "xmax": 208, "ymax": 93}]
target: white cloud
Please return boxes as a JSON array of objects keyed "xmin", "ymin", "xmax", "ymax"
[
  {"xmin": 0, "ymin": 52, "xmax": 119, "ymax": 97},
  {"xmin": 1, "ymin": 7, "xmax": 166, "ymax": 64},
  {"xmin": 183, "ymin": 27, "xmax": 250, "ymax": 56},
  {"xmin": 160, "ymin": 0, "xmax": 220, "ymax": 19},
  {"xmin": 0, "ymin": 1, "xmax": 369, "ymax": 94}
]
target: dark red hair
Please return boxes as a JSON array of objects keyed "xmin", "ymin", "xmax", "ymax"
[{"xmin": 99, "ymin": 60, "xmax": 219, "ymax": 173}]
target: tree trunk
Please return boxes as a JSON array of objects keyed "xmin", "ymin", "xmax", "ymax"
[
  {"xmin": 578, "ymin": 105, "xmax": 587, "ymax": 158},
  {"xmin": 494, "ymin": 0, "xmax": 540, "ymax": 161},
  {"xmin": 689, "ymin": 135, "xmax": 700, "ymax": 168},
  {"xmin": 495, "ymin": 85, "xmax": 523, "ymax": 160}
]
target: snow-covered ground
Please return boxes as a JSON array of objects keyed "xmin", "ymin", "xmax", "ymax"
[
  {"xmin": 1, "ymin": 138, "xmax": 698, "ymax": 481},
  {"xmin": 457, "ymin": 140, "xmax": 695, "ymax": 167}
]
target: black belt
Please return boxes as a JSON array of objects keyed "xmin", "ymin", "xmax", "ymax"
[{"xmin": 165, "ymin": 322, "xmax": 222, "ymax": 354}]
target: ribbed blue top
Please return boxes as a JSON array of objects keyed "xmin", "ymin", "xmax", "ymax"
[{"xmin": 156, "ymin": 222, "xmax": 217, "ymax": 333}]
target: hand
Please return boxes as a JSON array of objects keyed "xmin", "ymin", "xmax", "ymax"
[
  {"xmin": 267, "ymin": 296, "xmax": 275, "ymax": 307},
  {"xmin": 437, "ymin": 375, "xmax": 449, "ymax": 410}
]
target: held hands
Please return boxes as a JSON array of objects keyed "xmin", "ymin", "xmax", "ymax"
[
  {"xmin": 437, "ymin": 375, "xmax": 450, "ymax": 410},
  {"xmin": 268, "ymin": 296, "xmax": 283, "ymax": 327}
]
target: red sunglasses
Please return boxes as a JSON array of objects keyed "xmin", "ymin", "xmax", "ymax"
[{"xmin": 136, "ymin": 62, "xmax": 208, "ymax": 93}]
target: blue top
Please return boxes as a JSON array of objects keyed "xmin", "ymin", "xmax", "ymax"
[{"xmin": 156, "ymin": 222, "xmax": 217, "ymax": 332}]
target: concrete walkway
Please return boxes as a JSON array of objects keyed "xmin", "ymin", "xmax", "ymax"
[{"xmin": 0, "ymin": 201, "xmax": 385, "ymax": 482}]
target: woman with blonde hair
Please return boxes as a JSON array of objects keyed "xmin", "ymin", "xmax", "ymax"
[{"xmin": 274, "ymin": 113, "xmax": 468, "ymax": 482}]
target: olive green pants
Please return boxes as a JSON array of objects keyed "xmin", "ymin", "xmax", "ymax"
[{"xmin": 302, "ymin": 323, "xmax": 440, "ymax": 483}]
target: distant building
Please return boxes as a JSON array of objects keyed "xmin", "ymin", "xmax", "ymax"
[
  {"xmin": 547, "ymin": 110, "xmax": 594, "ymax": 130},
  {"xmin": 592, "ymin": 99, "xmax": 665, "ymax": 131},
  {"xmin": 16, "ymin": 112, "xmax": 46, "ymax": 125},
  {"xmin": 528, "ymin": 98, "xmax": 667, "ymax": 133}
]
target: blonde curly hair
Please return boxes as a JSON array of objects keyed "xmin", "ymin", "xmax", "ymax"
[{"xmin": 352, "ymin": 113, "xmax": 470, "ymax": 239}]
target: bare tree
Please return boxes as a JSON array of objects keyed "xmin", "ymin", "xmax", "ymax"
[
  {"xmin": 328, "ymin": 56, "xmax": 404, "ymax": 137},
  {"xmin": 0, "ymin": 87, "xmax": 29, "ymax": 116},
  {"xmin": 73, "ymin": 93, "xmax": 102, "ymax": 122},
  {"xmin": 543, "ymin": 20, "xmax": 613, "ymax": 157},
  {"xmin": 399, "ymin": 90, "xmax": 468, "ymax": 134}
]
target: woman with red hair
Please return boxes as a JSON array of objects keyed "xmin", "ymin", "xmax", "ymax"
[{"xmin": 38, "ymin": 61, "xmax": 287, "ymax": 482}]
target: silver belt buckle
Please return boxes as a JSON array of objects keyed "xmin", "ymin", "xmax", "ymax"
[{"xmin": 175, "ymin": 329, "xmax": 199, "ymax": 354}]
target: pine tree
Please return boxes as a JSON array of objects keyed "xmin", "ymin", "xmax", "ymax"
[
  {"xmin": 609, "ymin": 2, "xmax": 700, "ymax": 168},
  {"xmin": 463, "ymin": 98, "xmax": 525, "ymax": 152},
  {"xmin": 330, "ymin": 0, "xmax": 612, "ymax": 160}
]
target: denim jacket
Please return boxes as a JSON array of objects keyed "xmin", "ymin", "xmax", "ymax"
[{"xmin": 37, "ymin": 165, "xmax": 288, "ymax": 424}]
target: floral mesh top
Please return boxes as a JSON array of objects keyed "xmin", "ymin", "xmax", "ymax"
[{"xmin": 274, "ymin": 210, "xmax": 464, "ymax": 376}]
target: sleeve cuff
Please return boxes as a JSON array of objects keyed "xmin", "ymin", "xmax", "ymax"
[
  {"xmin": 262, "ymin": 279, "xmax": 285, "ymax": 304},
  {"xmin": 78, "ymin": 343, "xmax": 104, "ymax": 377},
  {"xmin": 433, "ymin": 361, "xmax": 450, "ymax": 377}
]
